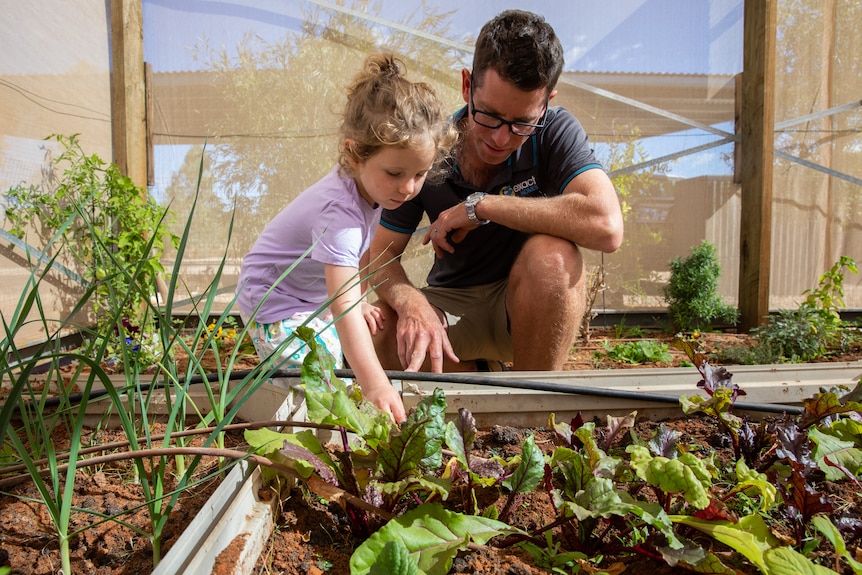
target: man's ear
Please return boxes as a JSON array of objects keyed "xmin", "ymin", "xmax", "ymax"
[
  {"xmin": 460, "ymin": 69, "xmax": 471, "ymax": 104},
  {"xmin": 548, "ymin": 88, "xmax": 558, "ymax": 102}
]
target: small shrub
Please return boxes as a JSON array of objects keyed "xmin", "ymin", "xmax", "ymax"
[
  {"xmin": 749, "ymin": 256, "xmax": 859, "ymax": 363},
  {"xmin": 714, "ymin": 339, "xmax": 782, "ymax": 365},
  {"xmin": 751, "ymin": 307, "xmax": 833, "ymax": 362},
  {"xmin": 597, "ymin": 339, "xmax": 672, "ymax": 365},
  {"xmin": 663, "ymin": 240, "xmax": 738, "ymax": 332}
]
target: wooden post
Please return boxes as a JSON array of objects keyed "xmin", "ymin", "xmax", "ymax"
[
  {"xmin": 737, "ymin": 0, "xmax": 777, "ymax": 332},
  {"xmin": 109, "ymin": 0, "xmax": 147, "ymax": 188},
  {"xmin": 145, "ymin": 62, "xmax": 155, "ymax": 187}
]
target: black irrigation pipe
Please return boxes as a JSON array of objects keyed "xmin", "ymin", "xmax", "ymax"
[
  {"xmin": 379, "ymin": 370, "xmax": 805, "ymax": 415},
  {"xmin": 16, "ymin": 367, "xmax": 804, "ymax": 415}
]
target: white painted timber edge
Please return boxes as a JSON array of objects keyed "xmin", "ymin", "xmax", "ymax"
[
  {"xmin": 152, "ymin": 458, "xmax": 277, "ymax": 575},
  {"xmin": 145, "ymin": 361, "xmax": 862, "ymax": 573},
  {"xmin": 401, "ymin": 361, "xmax": 862, "ymax": 427},
  {"xmin": 153, "ymin": 381, "xmax": 298, "ymax": 575}
]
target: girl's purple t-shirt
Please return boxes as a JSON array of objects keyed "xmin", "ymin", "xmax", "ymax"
[{"xmin": 236, "ymin": 166, "xmax": 381, "ymax": 324}]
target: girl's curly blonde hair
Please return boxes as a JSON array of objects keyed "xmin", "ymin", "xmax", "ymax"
[{"xmin": 338, "ymin": 52, "xmax": 457, "ymax": 184}]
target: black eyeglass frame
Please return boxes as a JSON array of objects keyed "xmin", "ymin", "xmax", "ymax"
[{"xmin": 468, "ymin": 79, "xmax": 549, "ymax": 136}]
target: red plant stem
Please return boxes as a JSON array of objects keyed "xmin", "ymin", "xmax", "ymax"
[
  {"xmin": 631, "ymin": 543, "xmax": 664, "ymax": 562},
  {"xmin": 0, "ymin": 419, "xmax": 338, "ymax": 481},
  {"xmin": 3, "ymin": 445, "xmax": 396, "ymax": 521},
  {"xmin": 496, "ymin": 514, "xmax": 576, "ymax": 549}
]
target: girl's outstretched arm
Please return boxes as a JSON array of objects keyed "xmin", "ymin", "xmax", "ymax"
[{"xmin": 325, "ymin": 263, "xmax": 406, "ymax": 423}]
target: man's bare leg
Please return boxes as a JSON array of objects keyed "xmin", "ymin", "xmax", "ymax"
[{"xmin": 507, "ymin": 235, "xmax": 585, "ymax": 370}]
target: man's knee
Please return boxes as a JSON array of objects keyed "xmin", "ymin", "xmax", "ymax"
[{"xmin": 512, "ymin": 235, "xmax": 584, "ymax": 287}]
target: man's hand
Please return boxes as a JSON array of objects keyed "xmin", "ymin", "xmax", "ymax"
[
  {"xmin": 396, "ymin": 300, "xmax": 459, "ymax": 372},
  {"xmin": 421, "ymin": 201, "xmax": 480, "ymax": 259}
]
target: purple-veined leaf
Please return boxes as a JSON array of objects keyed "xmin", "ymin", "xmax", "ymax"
[
  {"xmin": 549, "ymin": 412, "xmax": 585, "ymax": 449},
  {"xmin": 379, "ymin": 418, "xmax": 430, "ymax": 483},
  {"xmin": 598, "ymin": 411, "xmax": 637, "ymax": 451},
  {"xmin": 808, "ymin": 427, "xmax": 862, "ymax": 483},
  {"xmin": 245, "ymin": 427, "xmax": 339, "ymax": 482},
  {"xmin": 647, "ymin": 423, "xmax": 682, "ymax": 458},
  {"xmin": 278, "ymin": 440, "xmax": 339, "ymax": 484},
  {"xmin": 549, "ymin": 445, "xmax": 593, "ymax": 498},
  {"xmin": 697, "ymin": 362, "xmax": 745, "ymax": 402},
  {"xmin": 774, "ymin": 421, "xmax": 817, "ymax": 471},
  {"xmin": 443, "ymin": 407, "xmax": 476, "ymax": 469},
  {"xmin": 800, "ymin": 390, "xmax": 862, "ymax": 428}
]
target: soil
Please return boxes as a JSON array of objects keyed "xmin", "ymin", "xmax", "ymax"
[
  {"xmin": 0, "ymin": 424, "xmax": 248, "ymax": 575},
  {"xmin": 2, "ymin": 329, "xmax": 860, "ymax": 574},
  {"xmin": 563, "ymin": 327, "xmax": 862, "ymax": 370},
  {"xmin": 250, "ymin": 417, "xmax": 861, "ymax": 575}
]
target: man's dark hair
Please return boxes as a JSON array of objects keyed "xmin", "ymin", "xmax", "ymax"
[{"xmin": 472, "ymin": 10, "xmax": 564, "ymax": 93}]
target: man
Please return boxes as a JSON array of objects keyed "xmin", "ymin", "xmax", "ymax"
[{"xmin": 368, "ymin": 9, "xmax": 624, "ymax": 373}]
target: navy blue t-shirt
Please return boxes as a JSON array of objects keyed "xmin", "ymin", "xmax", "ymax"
[{"xmin": 380, "ymin": 106, "xmax": 605, "ymax": 288}]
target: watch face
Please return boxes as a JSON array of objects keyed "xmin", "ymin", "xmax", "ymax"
[{"xmin": 465, "ymin": 192, "xmax": 486, "ymax": 224}]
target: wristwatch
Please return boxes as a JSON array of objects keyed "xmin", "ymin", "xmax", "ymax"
[{"xmin": 465, "ymin": 192, "xmax": 490, "ymax": 225}]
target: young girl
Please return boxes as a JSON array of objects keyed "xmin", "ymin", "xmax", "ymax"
[{"xmin": 236, "ymin": 53, "xmax": 457, "ymax": 423}]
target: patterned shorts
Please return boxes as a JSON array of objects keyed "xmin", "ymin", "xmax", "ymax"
[{"xmin": 241, "ymin": 312, "xmax": 343, "ymax": 421}]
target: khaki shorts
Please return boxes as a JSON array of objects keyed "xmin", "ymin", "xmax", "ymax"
[{"xmin": 422, "ymin": 279, "xmax": 512, "ymax": 362}]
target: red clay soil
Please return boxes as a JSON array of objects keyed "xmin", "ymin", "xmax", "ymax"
[
  {"xmin": 2, "ymin": 329, "xmax": 860, "ymax": 574},
  {"xmin": 2, "ymin": 414, "xmax": 859, "ymax": 574}
]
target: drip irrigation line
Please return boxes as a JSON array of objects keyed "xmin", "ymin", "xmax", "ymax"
[
  {"xmin": 379, "ymin": 370, "xmax": 805, "ymax": 415},
  {"xmin": 18, "ymin": 367, "xmax": 803, "ymax": 415}
]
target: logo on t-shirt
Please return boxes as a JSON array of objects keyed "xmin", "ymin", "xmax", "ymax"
[{"xmin": 498, "ymin": 175, "xmax": 539, "ymax": 197}]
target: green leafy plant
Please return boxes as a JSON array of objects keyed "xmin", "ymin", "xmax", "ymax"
[
  {"xmin": 0, "ymin": 141, "xmax": 285, "ymax": 572},
  {"xmin": 245, "ymin": 329, "xmax": 548, "ymax": 573},
  {"xmin": 751, "ymin": 307, "xmax": 833, "ymax": 363},
  {"xmin": 517, "ymin": 530, "xmax": 590, "ymax": 574},
  {"xmin": 597, "ymin": 339, "xmax": 673, "ymax": 365},
  {"xmin": 663, "ymin": 240, "xmax": 739, "ymax": 332},
  {"xmin": 802, "ymin": 256, "xmax": 858, "ymax": 326},
  {"xmin": 4, "ymin": 133, "xmax": 180, "ymax": 373},
  {"xmin": 750, "ymin": 256, "xmax": 860, "ymax": 363}
]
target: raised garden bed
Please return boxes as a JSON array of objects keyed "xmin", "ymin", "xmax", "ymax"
[{"xmin": 3, "ymin": 329, "xmax": 861, "ymax": 575}]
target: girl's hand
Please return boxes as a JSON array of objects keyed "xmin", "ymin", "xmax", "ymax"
[
  {"xmin": 361, "ymin": 302, "xmax": 385, "ymax": 335},
  {"xmin": 363, "ymin": 380, "xmax": 406, "ymax": 423}
]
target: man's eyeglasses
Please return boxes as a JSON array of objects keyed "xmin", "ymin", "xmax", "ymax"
[{"xmin": 469, "ymin": 81, "xmax": 548, "ymax": 136}]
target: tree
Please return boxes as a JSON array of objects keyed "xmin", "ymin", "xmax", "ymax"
[{"xmin": 165, "ymin": 0, "xmax": 465, "ymax": 262}]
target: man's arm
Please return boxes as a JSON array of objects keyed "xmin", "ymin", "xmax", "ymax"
[
  {"xmin": 369, "ymin": 225, "xmax": 459, "ymax": 372},
  {"xmin": 427, "ymin": 168, "xmax": 623, "ymax": 256}
]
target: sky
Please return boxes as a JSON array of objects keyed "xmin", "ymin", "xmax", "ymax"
[
  {"xmin": 139, "ymin": 0, "xmax": 743, "ymax": 185},
  {"xmin": 0, "ymin": 0, "xmax": 744, "ymax": 187},
  {"xmin": 141, "ymin": 0, "xmax": 743, "ymax": 75}
]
